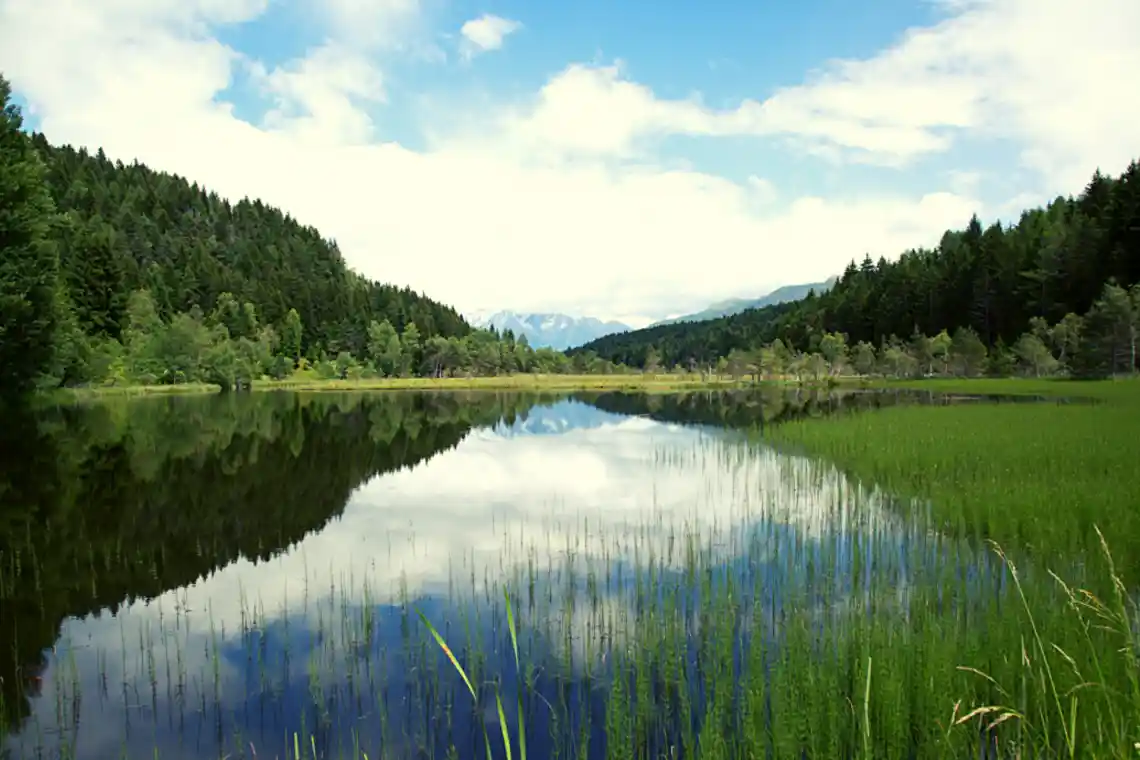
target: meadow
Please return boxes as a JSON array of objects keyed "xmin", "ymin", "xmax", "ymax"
[
  {"xmin": 2, "ymin": 383, "xmax": 1138, "ymax": 759},
  {"xmin": 766, "ymin": 377, "xmax": 1140, "ymax": 585},
  {"xmin": 50, "ymin": 372, "xmax": 747, "ymax": 402}
]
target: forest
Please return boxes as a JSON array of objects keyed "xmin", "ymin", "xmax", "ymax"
[
  {"xmin": 4, "ymin": 66, "xmax": 1139, "ymax": 401},
  {"xmin": 573, "ymin": 160, "xmax": 1140, "ymax": 379},
  {"xmin": 0, "ymin": 75, "xmax": 624, "ymax": 402}
]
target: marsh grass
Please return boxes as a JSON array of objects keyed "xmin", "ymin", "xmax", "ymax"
[
  {"xmin": 51, "ymin": 374, "xmax": 749, "ymax": 402},
  {"xmin": 765, "ymin": 377, "xmax": 1140, "ymax": 586}
]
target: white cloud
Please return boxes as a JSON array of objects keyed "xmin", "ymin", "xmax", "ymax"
[
  {"xmin": 318, "ymin": 0, "xmax": 428, "ymax": 51},
  {"xmin": 459, "ymin": 13, "xmax": 520, "ymax": 58},
  {"xmin": 253, "ymin": 42, "xmax": 387, "ymax": 144},
  {"xmin": 747, "ymin": 175, "xmax": 777, "ymax": 205},
  {"xmin": 0, "ymin": 0, "xmax": 1136, "ymax": 320},
  {"xmin": 473, "ymin": 0, "xmax": 1139, "ymax": 178}
]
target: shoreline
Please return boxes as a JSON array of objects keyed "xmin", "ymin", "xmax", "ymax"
[{"xmin": 42, "ymin": 373, "xmax": 1138, "ymax": 404}]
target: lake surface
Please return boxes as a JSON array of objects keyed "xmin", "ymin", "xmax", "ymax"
[{"xmin": 0, "ymin": 389, "xmax": 1098, "ymax": 759}]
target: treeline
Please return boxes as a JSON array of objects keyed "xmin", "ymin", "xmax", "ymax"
[
  {"xmin": 61, "ymin": 288, "xmax": 628, "ymax": 390},
  {"xmin": 574, "ymin": 160, "xmax": 1140, "ymax": 378}
]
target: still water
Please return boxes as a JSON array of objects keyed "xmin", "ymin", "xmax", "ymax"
[{"xmin": 0, "ymin": 390, "xmax": 1080, "ymax": 759}]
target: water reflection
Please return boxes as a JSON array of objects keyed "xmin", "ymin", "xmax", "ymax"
[{"xmin": 0, "ymin": 390, "xmax": 1094, "ymax": 759}]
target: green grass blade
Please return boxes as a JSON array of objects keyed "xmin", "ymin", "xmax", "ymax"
[
  {"xmin": 505, "ymin": 588, "xmax": 527, "ymax": 760},
  {"xmin": 497, "ymin": 691, "xmax": 514, "ymax": 760},
  {"xmin": 418, "ymin": 607, "xmax": 495, "ymax": 760},
  {"xmin": 417, "ymin": 609, "xmax": 477, "ymax": 700}
]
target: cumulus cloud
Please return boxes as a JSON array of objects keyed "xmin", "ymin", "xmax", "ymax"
[
  {"xmin": 318, "ymin": 0, "xmax": 429, "ymax": 51},
  {"xmin": 459, "ymin": 13, "xmax": 520, "ymax": 58},
  {"xmin": 252, "ymin": 43, "xmax": 387, "ymax": 144},
  {"xmin": 0, "ymin": 0, "xmax": 1135, "ymax": 321},
  {"xmin": 471, "ymin": 0, "xmax": 1139, "ymax": 179}
]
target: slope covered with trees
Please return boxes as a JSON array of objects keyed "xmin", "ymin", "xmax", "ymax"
[
  {"xmin": 573, "ymin": 160, "xmax": 1140, "ymax": 379},
  {"xmin": 0, "ymin": 73, "xmax": 637, "ymax": 399}
]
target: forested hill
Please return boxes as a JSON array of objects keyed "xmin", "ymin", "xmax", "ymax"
[
  {"xmin": 30, "ymin": 134, "xmax": 470, "ymax": 354},
  {"xmin": 573, "ymin": 160, "xmax": 1140, "ymax": 371}
]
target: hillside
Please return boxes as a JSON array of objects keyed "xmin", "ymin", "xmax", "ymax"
[
  {"xmin": 650, "ymin": 277, "xmax": 837, "ymax": 327},
  {"xmin": 572, "ymin": 160, "xmax": 1140, "ymax": 375},
  {"xmin": 475, "ymin": 310, "xmax": 630, "ymax": 349},
  {"xmin": 33, "ymin": 136, "xmax": 470, "ymax": 353},
  {"xmin": 1, "ymin": 74, "xmax": 492, "ymax": 397}
]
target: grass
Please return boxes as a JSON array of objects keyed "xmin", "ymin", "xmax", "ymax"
[
  {"xmin": 259, "ymin": 372, "xmax": 742, "ymax": 393},
  {"xmin": 765, "ymin": 376, "xmax": 1140, "ymax": 586},
  {"xmin": 50, "ymin": 373, "xmax": 756, "ymax": 401}
]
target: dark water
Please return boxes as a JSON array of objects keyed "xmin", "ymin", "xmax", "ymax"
[{"xmin": 0, "ymin": 389, "xmax": 1081, "ymax": 759}]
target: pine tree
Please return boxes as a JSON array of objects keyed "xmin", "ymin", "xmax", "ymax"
[{"xmin": 0, "ymin": 75, "xmax": 60, "ymax": 401}]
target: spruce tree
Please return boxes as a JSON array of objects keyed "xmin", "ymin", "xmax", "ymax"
[{"xmin": 0, "ymin": 74, "xmax": 61, "ymax": 401}]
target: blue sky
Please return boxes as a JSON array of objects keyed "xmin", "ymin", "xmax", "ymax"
[{"xmin": 1, "ymin": 0, "xmax": 1137, "ymax": 325}]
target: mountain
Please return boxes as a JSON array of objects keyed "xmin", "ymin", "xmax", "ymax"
[
  {"xmin": 651, "ymin": 277, "xmax": 838, "ymax": 327},
  {"xmin": 473, "ymin": 311, "xmax": 630, "ymax": 350}
]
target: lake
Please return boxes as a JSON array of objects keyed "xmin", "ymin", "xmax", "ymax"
[{"xmin": 0, "ymin": 389, "xmax": 1122, "ymax": 759}]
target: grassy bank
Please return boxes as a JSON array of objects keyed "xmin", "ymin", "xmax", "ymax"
[
  {"xmin": 258, "ymin": 372, "xmax": 743, "ymax": 393},
  {"xmin": 49, "ymin": 372, "xmax": 761, "ymax": 401},
  {"xmin": 766, "ymin": 376, "xmax": 1140, "ymax": 583}
]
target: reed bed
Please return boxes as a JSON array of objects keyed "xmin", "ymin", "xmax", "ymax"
[{"xmin": 764, "ymin": 378, "xmax": 1140, "ymax": 588}]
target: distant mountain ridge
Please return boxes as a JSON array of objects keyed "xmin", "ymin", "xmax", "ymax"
[
  {"xmin": 651, "ymin": 277, "xmax": 838, "ymax": 327},
  {"xmin": 472, "ymin": 311, "xmax": 631, "ymax": 350}
]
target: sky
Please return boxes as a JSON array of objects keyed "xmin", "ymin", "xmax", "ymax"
[{"xmin": 1, "ymin": 0, "xmax": 1137, "ymax": 327}]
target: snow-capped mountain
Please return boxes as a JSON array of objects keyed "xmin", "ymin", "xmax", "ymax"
[{"xmin": 470, "ymin": 311, "xmax": 631, "ymax": 350}]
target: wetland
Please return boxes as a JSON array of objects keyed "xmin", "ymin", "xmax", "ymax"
[{"xmin": 1, "ymin": 384, "xmax": 1138, "ymax": 759}]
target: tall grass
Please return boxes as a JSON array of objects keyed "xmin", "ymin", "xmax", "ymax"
[{"xmin": 764, "ymin": 377, "xmax": 1140, "ymax": 586}]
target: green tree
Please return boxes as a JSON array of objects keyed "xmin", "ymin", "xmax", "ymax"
[
  {"xmin": 61, "ymin": 215, "xmax": 126, "ymax": 339},
  {"xmin": 513, "ymin": 333, "xmax": 533, "ymax": 372},
  {"xmin": 401, "ymin": 321, "xmax": 421, "ymax": 376},
  {"xmin": 210, "ymin": 292, "xmax": 243, "ymax": 339},
  {"xmin": 929, "ymin": 330, "xmax": 952, "ymax": 374},
  {"xmin": 851, "ymin": 341, "xmax": 876, "ymax": 376},
  {"xmin": 161, "ymin": 310, "xmax": 212, "ymax": 383},
  {"xmin": 644, "ymin": 347, "xmax": 661, "ymax": 374},
  {"xmin": 909, "ymin": 331, "xmax": 933, "ymax": 375},
  {"xmin": 0, "ymin": 76, "xmax": 61, "ymax": 401},
  {"xmin": 367, "ymin": 319, "xmax": 401, "ymax": 376},
  {"xmin": 202, "ymin": 326, "xmax": 240, "ymax": 390},
  {"xmin": 280, "ymin": 308, "xmax": 303, "ymax": 364},
  {"xmin": 1012, "ymin": 332, "xmax": 1057, "ymax": 377},
  {"xmin": 123, "ymin": 289, "xmax": 166, "ymax": 383},
  {"xmin": 1073, "ymin": 282, "xmax": 1135, "ymax": 376},
  {"xmin": 1049, "ymin": 313, "xmax": 1083, "ymax": 369},
  {"xmin": 819, "ymin": 332, "xmax": 848, "ymax": 375},
  {"xmin": 949, "ymin": 327, "xmax": 987, "ymax": 377}
]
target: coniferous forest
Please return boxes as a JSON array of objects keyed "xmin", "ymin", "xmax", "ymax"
[
  {"xmin": 0, "ymin": 75, "xmax": 617, "ymax": 404},
  {"xmin": 2, "ymin": 67, "xmax": 1139, "ymax": 405},
  {"xmin": 574, "ymin": 163, "xmax": 1140, "ymax": 380}
]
